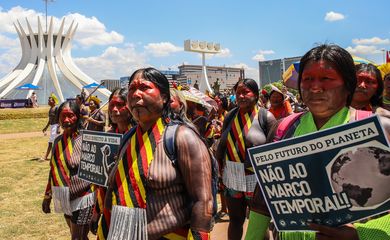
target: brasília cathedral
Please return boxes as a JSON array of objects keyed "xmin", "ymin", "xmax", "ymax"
[{"xmin": 0, "ymin": 17, "xmax": 111, "ymax": 105}]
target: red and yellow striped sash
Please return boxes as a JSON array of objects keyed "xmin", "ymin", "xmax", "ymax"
[
  {"xmin": 225, "ymin": 107, "xmax": 258, "ymax": 163},
  {"xmin": 204, "ymin": 122, "xmax": 215, "ymax": 139},
  {"xmin": 113, "ymin": 118, "xmax": 165, "ymax": 209},
  {"xmin": 50, "ymin": 133, "xmax": 75, "ymax": 187}
]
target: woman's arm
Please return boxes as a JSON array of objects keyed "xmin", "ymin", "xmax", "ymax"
[{"xmin": 176, "ymin": 126, "xmax": 213, "ymax": 235}]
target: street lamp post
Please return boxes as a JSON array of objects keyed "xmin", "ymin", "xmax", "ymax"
[
  {"xmin": 184, "ymin": 40, "xmax": 221, "ymax": 94},
  {"xmin": 43, "ymin": 0, "xmax": 55, "ymax": 33},
  {"xmin": 381, "ymin": 49, "xmax": 386, "ymax": 64}
]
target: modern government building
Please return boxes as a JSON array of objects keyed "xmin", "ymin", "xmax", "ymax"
[
  {"xmin": 258, "ymin": 56, "xmax": 301, "ymax": 87},
  {"xmin": 118, "ymin": 64, "xmax": 245, "ymax": 92}
]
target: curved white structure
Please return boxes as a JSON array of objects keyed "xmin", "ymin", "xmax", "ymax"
[{"xmin": 0, "ymin": 17, "xmax": 111, "ymax": 104}]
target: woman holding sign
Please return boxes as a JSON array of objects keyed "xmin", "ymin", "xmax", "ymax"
[
  {"xmin": 42, "ymin": 100, "xmax": 95, "ymax": 240},
  {"xmin": 91, "ymin": 87, "xmax": 134, "ymax": 239},
  {"xmin": 105, "ymin": 68, "xmax": 213, "ymax": 239},
  {"xmin": 215, "ymin": 78, "xmax": 276, "ymax": 240},
  {"xmin": 246, "ymin": 44, "xmax": 390, "ymax": 240}
]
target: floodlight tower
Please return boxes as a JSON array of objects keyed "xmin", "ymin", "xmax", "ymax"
[{"xmin": 184, "ymin": 40, "xmax": 221, "ymax": 94}]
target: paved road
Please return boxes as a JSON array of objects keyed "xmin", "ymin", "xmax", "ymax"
[{"xmin": 212, "ymin": 214, "xmax": 248, "ymax": 240}]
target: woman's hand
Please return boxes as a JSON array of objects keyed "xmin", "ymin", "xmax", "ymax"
[
  {"xmin": 42, "ymin": 197, "xmax": 51, "ymax": 214},
  {"xmin": 308, "ymin": 223, "xmax": 359, "ymax": 240}
]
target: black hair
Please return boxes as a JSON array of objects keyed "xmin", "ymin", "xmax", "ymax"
[
  {"xmin": 233, "ymin": 78, "xmax": 259, "ymax": 102},
  {"xmin": 128, "ymin": 67, "xmax": 172, "ymax": 122},
  {"xmin": 298, "ymin": 44, "xmax": 357, "ymax": 106},
  {"xmin": 56, "ymin": 100, "xmax": 83, "ymax": 131},
  {"xmin": 355, "ymin": 63, "xmax": 383, "ymax": 107},
  {"xmin": 215, "ymin": 93, "xmax": 228, "ymax": 111}
]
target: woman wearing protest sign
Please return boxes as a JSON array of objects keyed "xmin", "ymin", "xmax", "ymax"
[
  {"xmin": 246, "ymin": 44, "xmax": 390, "ymax": 240},
  {"xmin": 42, "ymin": 100, "xmax": 95, "ymax": 240},
  {"xmin": 90, "ymin": 87, "xmax": 134, "ymax": 239},
  {"xmin": 105, "ymin": 68, "xmax": 213, "ymax": 239},
  {"xmin": 215, "ymin": 78, "xmax": 276, "ymax": 240}
]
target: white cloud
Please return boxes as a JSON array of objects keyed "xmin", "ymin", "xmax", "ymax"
[
  {"xmin": 144, "ymin": 42, "xmax": 183, "ymax": 57},
  {"xmin": 65, "ymin": 13, "xmax": 124, "ymax": 47},
  {"xmin": 345, "ymin": 45, "xmax": 382, "ymax": 55},
  {"xmin": 74, "ymin": 44, "xmax": 149, "ymax": 80},
  {"xmin": 352, "ymin": 37, "xmax": 390, "ymax": 45},
  {"xmin": 252, "ymin": 49, "xmax": 275, "ymax": 62},
  {"xmin": 229, "ymin": 63, "xmax": 259, "ymax": 81},
  {"xmin": 0, "ymin": 47, "xmax": 21, "ymax": 76},
  {"xmin": 0, "ymin": 6, "xmax": 41, "ymax": 33},
  {"xmin": 200, "ymin": 47, "xmax": 232, "ymax": 60},
  {"xmin": 215, "ymin": 48, "xmax": 232, "ymax": 58},
  {"xmin": 324, "ymin": 11, "xmax": 345, "ymax": 22},
  {"xmin": 0, "ymin": 7, "xmax": 124, "ymax": 47},
  {"xmin": 0, "ymin": 34, "xmax": 18, "ymax": 48}
]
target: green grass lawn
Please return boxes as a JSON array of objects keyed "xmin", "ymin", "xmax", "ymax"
[
  {"xmin": 0, "ymin": 116, "xmax": 94, "ymax": 239},
  {"xmin": 0, "ymin": 118, "xmax": 48, "ymax": 134},
  {"xmin": 0, "ymin": 136, "xmax": 74, "ymax": 239}
]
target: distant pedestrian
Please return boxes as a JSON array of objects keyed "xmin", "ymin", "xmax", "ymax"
[
  {"xmin": 85, "ymin": 96, "xmax": 106, "ymax": 131},
  {"xmin": 42, "ymin": 93, "xmax": 59, "ymax": 160},
  {"xmin": 30, "ymin": 92, "xmax": 39, "ymax": 108}
]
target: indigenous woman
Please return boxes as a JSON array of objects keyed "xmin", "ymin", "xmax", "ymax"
[
  {"xmin": 215, "ymin": 78, "xmax": 276, "ymax": 240},
  {"xmin": 268, "ymin": 85, "xmax": 293, "ymax": 120},
  {"xmin": 351, "ymin": 63, "xmax": 383, "ymax": 112},
  {"xmin": 91, "ymin": 88, "xmax": 134, "ymax": 240},
  {"xmin": 383, "ymin": 74, "xmax": 390, "ymax": 111},
  {"xmin": 106, "ymin": 68, "xmax": 213, "ymax": 239},
  {"xmin": 42, "ymin": 100, "xmax": 95, "ymax": 240},
  {"xmin": 170, "ymin": 88, "xmax": 193, "ymax": 125},
  {"xmin": 86, "ymin": 96, "xmax": 106, "ymax": 132},
  {"xmin": 246, "ymin": 44, "xmax": 390, "ymax": 240}
]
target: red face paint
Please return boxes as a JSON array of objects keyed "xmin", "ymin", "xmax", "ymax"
[
  {"xmin": 109, "ymin": 96, "xmax": 129, "ymax": 124},
  {"xmin": 170, "ymin": 96, "xmax": 181, "ymax": 114},
  {"xmin": 353, "ymin": 71, "xmax": 378, "ymax": 104},
  {"xmin": 300, "ymin": 60, "xmax": 345, "ymax": 91},
  {"xmin": 127, "ymin": 75, "xmax": 165, "ymax": 124},
  {"xmin": 300, "ymin": 60, "xmax": 349, "ymax": 120},
  {"xmin": 235, "ymin": 83, "xmax": 257, "ymax": 112},
  {"xmin": 59, "ymin": 107, "xmax": 78, "ymax": 133},
  {"xmin": 109, "ymin": 96, "xmax": 127, "ymax": 112}
]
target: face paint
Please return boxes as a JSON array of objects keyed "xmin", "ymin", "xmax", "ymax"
[
  {"xmin": 109, "ymin": 96, "xmax": 129, "ymax": 124},
  {"xmin": 127, "ymin": 74, "xmax": 164, "ymax": 124},
  {"xmin": 300, "ymin": 60, "xmax": 349, "ymax": 120},
  {"xmin": 170, "ymin": 96, "xmax": 181, "ymax": 114},
  {"xmin": 353, "ymin": 71, "xmax": 378, "ymax": 104},
  {"xmin": 235, "ymin": 83, "xmax": 257, "ymax": 112},
  {"xmin": 59, "ymin": 107, "xmax": 78, "ymax": 133}
]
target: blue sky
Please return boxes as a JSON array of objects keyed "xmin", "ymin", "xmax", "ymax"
[{"xmin": 0, "ymin": 0, "xmax": 389, "ymax": 81}]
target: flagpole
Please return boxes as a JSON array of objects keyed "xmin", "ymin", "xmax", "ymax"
[{"xmin": 84, "ymin": 82, "xmax": 105, "ymax": 103}]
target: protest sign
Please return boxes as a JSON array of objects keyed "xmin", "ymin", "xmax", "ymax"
[
  {"xmin": 78, "ymin": 130, "xmax": 122, "ymax": 187},
  {"xmin": 248, "ymin": 115, "xmax": 390, "ymax": 231}
]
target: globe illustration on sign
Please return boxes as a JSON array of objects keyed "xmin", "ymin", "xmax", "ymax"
[{"xmin": 328, "ymin": 144, "xmax": 390, "ymax": 209}]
